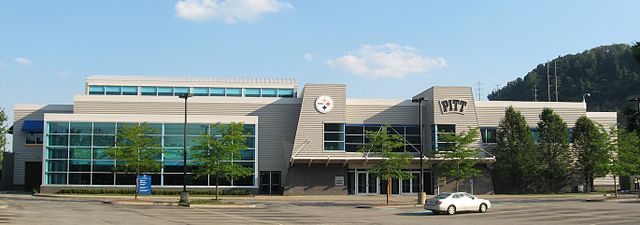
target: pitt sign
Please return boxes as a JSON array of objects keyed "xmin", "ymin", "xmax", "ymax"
[{"xmin": 439, "ymin": 99, "xmax": 468, "ymax": 114}]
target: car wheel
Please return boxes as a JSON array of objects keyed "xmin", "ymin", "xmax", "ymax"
[
  {"xmin": 446, "ymin": 205, "xmax": 456, "ymax": 215},
  {"xmin": 479, "ymin": 203, "xmax": 487, "ymax": 213}
]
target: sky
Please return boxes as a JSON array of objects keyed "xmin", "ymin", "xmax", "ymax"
[{"xmin": 1, "ymin": 0, "xmax": 639, "ymax": 126}]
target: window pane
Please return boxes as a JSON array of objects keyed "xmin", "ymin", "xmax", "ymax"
[
  {"xmin": 69, "ymin": 173, "xmax": 90, "ymax": 184},
  {"xmin": 69, "ymin": 160, "xmax": 91, "ymax": 171},
  {"xmin": 93, "ymin": 160, "xmax": 115, "ymax": 172},
  {"xmin": 277, "ymin": 89, "xmax": 294, "ymax": 97},
  {"xmin": 70, "ymin": 135, "xmax": 92, "ymax": 146},
  {"xmin": 239, "ymin": 149, "xmax": 255, "ymax": 160},
  {"xmin": 187, "ymin": 124, "xmax": 208, "ymax": 136},
  {"xmin": 245, "ymin": 88, "xmax": 261, "ymax": 97},
  {"xmin": 122, "ymin": 86, "xmax": 138, "ymax": 95},
  {"xmin": 105, "ymin": 86, "xmax": 122, "ymax": 95},
  {"xmin": 345, "ymin": 135, "xmax": 363, "ymax": 143},
  {"xmin": 346, "ymin": 125, "xmax": 363, "ymax": 134},
  {"xmin": 48, "ymin": 134, "xmax": 69, "ymax": 146},
  {"xmin": 157, "ymin": 87, "xmax": 173, "ymax": 96},
  {"xmin": 117, "ymin": 123, "xmax": 139, "ymax": 133},
  {"xmin": 325, "ymin": 133, "xmax": 344, "ymax": 141},
  {"xmin": 47, "ymin": 147, "xmax": 68, "ymax": 159},
  {"xmin": 210, "ymin": 88, "xmax": 225, "ymax": 96},
  {"xmin": 324, "ymin": 142, "xmax": 344, "ymax": 151},
  {"xmin": 406, "ymin": 136, "xmax": 420, "ymax": 145},
  {"xmin": 243, "ymin": 124, "xmax": 255, "ymax": 135},
  {"xmin": 70, "ymin": 147, "xmax": 91, "ymax": 159},
  {"xmin": 88, "ymin": 85, "xmax": 105, "ymax": 95},
  {"xmin": 405, "ymin": 126, "xmax": 420, "ymax": 135},
  {"xmin": 26, "ymin": 132, "xmax": 43, "ymax": 144},
  {"xmin": 193, "ymin": 87, "xmax": 209, "ymax": 96},
  {"xmin": 70, "ymin": 122, "xmax": 92, "ymax": 134},
  {"xmin": 92, "ymin": 173, "xmax": 114, "ymax": 185},
  {"xmin": 48, "ymin": 122, "xmax": 69, "ymax": 134},
  {"xmin": 346, "ymin": 144, "xmax": 360, "ymax": 152},
  {"xmin": 93, "ymin": 148, "xmax": 111, "ymax": 159},
  {"xmin": 116, "ymin": 174, "xmax": 136, "ymax": 185},
  {"xmin": 47, "ymin": 173, "xmax": 67, "ymax": 184},
  {"xmin": 93, "ymin": 135, "xmax": 115, "ymax": 147},
  {"xmin": 174, "ymin": 87, "xmax": 189, "ymax": 95},
  {"xmin": 141, "ymin": 86, "xmax": 157, "ymax": 96},
  {"xmin": 324, "ymin": 123, "xmax": 344, "ymax": 132},
  {"xmin": 226, "ymin": 88, "xmax": 242, "ymax": 96},
  {"xmin": 164, "ymin": 136, "xmax": 184, "ymax": 147},
  {"xmin": 163, "ymin": 124, "xmax": 183, "ymax": 135},
  {"xmin": 47, "ymin": 160, "xmax": 68, "ymax": 172},
  {"xmin": 261, "ymin": 88, "xmax": 277, "ymax": 97},
  {"xmin": 437, "ymin": 125, "xmax": 455, "ymax": 133},
  {"xmin": 245, "ymin": 137, "xmax": 255, "ymax": 148},
  {"xmin": 93, "ymin": 122, "xmax": 115, "ymax": 134}
]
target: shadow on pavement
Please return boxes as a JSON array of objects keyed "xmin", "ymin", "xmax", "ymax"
[{"xmin": 395, "ymin": 212, "xmax": 431, "ymax": 216}]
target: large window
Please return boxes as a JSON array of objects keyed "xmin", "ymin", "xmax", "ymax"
[
  {"xmin": 324, "ymin": 123, "xmax": 345, "ymax": 151},
  {"xmin": 88, "ymin": 85, "xmax": 296, "ymax": 98},
  {"xmin": 481, "ymin": 127, "xmax": 497, "ymax": 143},
  {"xmin": 44, "ymin": 121, "xmax": 257, "ymax": 187},
  {"xmin": 345, "ymin": 124, "xmax": 421, "ymax": 152},
  {"xmin": 432, "ymin": 124, "xmax": 455, "ymax": 151},
  {"xmin": 26, "ymin": 132, "xmax": 43, "ymax": 144}
]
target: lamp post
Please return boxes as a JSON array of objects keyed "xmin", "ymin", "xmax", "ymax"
[
  {"xmin": 178, "ymin": 93, "xmax": 194, "ymax": 206},
  {"xmin": 630, "ymin": 97, "xmax": 640, "ymax": 130},
  {"xmin": 411, "ymin": 97, "xmax": 427, "ymax": 205}
]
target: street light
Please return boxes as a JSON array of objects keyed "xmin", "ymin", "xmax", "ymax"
[
  {"xmin": 178, "ymin": 93, "xmax": 194, "ymax": 206},
  {"xmin": 582, "ymin": 93, "xmax": 591, "ymax": 102},
  {"xmin": 411, "ymin": 97, "xmax": 427, "ymax": 205}
]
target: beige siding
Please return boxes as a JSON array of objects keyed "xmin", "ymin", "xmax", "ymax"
[
  {"xmin": 73, "ymin": 96, "xmax": 300, "ymax": 183},
  {"xmin": 432, "ymin": 86, "xmax": 480, "ymax": 135},
  {"xmin": 12, "ymin": 104, "xmax": 73, "ymax": 185},
  {"xmin": 345, "ymin": 99, "xmax": 418, "ymax": 124},
  {"xmin": 586, "ymin": 112, "xmax": 617, "ymax": 131},
  {"xmin": 292, "ymin": 84, "xmax": 352, "ymax": 158},
  {"xmin": 476, "ymin": 101, "xmax": 587, "ymax": 128}
]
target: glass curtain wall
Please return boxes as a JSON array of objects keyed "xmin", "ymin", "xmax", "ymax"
[{"xmin": 44, "ymin": 121, "xmax": 256, "ymax": 187}]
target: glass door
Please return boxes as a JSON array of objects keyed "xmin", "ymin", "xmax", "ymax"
[{"xmin": 357, "ymin": 172, "xmax": 367, "ymax": 194}]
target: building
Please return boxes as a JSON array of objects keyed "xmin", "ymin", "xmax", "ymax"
[{"xmin": 5, "ymin": 75, "xmax": 618, "ymax": 195}]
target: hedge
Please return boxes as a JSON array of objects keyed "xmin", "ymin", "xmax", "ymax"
[{"xmin": 55, "ymin": 188, "xmax": 252, "ymax": 196}]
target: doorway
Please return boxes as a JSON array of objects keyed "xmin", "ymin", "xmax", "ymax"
[
  {"xmin": 24, "ymin": 162, "xmax": 42, "ymax": 192},
  {"xmin": 259, "ymin": 171, "xmax": 282, "ymax": 195}
]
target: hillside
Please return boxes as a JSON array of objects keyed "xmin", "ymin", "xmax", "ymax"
[{"xmin": 488, "ymin": 44, "xmax": 640, "ymax": 123}]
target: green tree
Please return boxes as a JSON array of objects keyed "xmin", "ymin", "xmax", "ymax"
[
  {"xmin": 574, "ymin": 116, "xmax": 610, "ymax": 192},
  {"xmin": 439, "ymin": 128, "xmax": 482, "ymax": 192},
  {"xmin": 358, "ymin": 124, "xmax": 412, "ymax": 204},
  {"xmin": 494, "ymin": 106, "xmax": 538, "ymax": 194},
  {"xmin": 0, "ymin": 108, "xmax": 7, "ymax": 168},
  {"xmin": 193, "ymin": 122, "xmax": 253, "ymax": 202},
  {"xmin": 609, "ymin": 128, "xmax": 640, "ymax": 198},
  {"xmin": 538, "ymin": 108, "xmax": 571, "ymax": 193},
  {"xmin": 632, "ymin": 41, "xmax": 640, "ymax": 63},
  {"xmin": 105, "ymin": 123, "xmax": 162, "ymax": 199}
]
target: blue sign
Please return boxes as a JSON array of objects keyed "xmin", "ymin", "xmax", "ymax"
[{"xmin": 137, "ymin": 175, "xmax": 152, "ymax": 195}]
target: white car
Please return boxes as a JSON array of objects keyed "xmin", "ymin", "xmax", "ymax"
[{"xmin": 424, "ymin": 192, "xmax": 491, "ymax": 215}]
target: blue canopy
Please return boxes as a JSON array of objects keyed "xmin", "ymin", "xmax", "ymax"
[{"xmin": 21, "ymin": 120, "xmax": 44, "ymax": 133}]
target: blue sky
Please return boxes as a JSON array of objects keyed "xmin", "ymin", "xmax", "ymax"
[{"xmin": 1, "ymin": 0, "xmax": 639, "ymax": 124}]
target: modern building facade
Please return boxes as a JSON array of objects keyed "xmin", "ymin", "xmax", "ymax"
[{"xmin": 5, "ymin": 75, "xmax": 618, "ymax": 195}]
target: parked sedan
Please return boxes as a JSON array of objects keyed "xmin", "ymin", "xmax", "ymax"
[{"xmin": 424, "ymin": 192, "xmax": 491, "ymax": 215}]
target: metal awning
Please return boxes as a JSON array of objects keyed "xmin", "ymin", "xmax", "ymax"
[{"xmin": 21, "ymin": 120, "xmax": 44, "ymax": 133}]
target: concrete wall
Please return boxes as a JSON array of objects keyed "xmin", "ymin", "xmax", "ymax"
[{"xmin": 284, "ymin": 164, "xmax": 348, "ymax": 195}]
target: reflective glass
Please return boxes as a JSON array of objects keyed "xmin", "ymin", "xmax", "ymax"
[
  {"xmin": 48, "ymin": 134, "xmax": 69, "ymax": 146},
  {"xmin": 70, "ymin": 122, "xmax": 92, "ymax": 134},
  {"xmin": 324, "ymin": 123, "xmax": 344, "ymax": 132},
  {"xmin": 225, "ymin": 88, "xmax": 242, "ymax": 96},
  {"xmin": 192, "ymin": 87, "xmax": 209, "ymax": 96},
  {"xmin": 49, "ymin": 122, "xmax": 69, "ymax": 134},
  {"xmin": 70, "ymin": 135, "xmax": 92, "ymax": 146},
  {"xmin": 47, "ymin": 160, "xmax": 68, "ymax": 172},
  {"xmin": 324, "ymin": 142, "xmax": 345, "ymax": 151},
  {"xmin": 261, "ymin": 88, "xmax": 277, "ymax": 97},
  {"xmin": 70, "ymin": 147, "xmax": 91, "ymax": 159},
  {"xmin": 47, "ymin": 147, "xmax": 68, "ymax": 159},
  {"xmin": 92, "ymin": 173, "xmax": 114, "ymax": 185},
  {"xmin": 93, "ymin": 122, "xmax": 116, "ymax": 134},
  {"xmin": 325, "ymin": 133, "xmax": 344, "ymax": 141},
  {"xmin": 163, "ymin": 124, "xmax": 183, "ymax": 135},
  {"xmin": 93, "ymin": 135, "xmax": 115, "ymax": 147},
  {"xmin": 173, "ymin": 87, "xmax": 189, "ymax": 95},
  {"xmin": 47, "ymin": 173, "xmax": 67, "ymax": 184},
  {"xmin": 141, "ymin": 86, "xmax": 157, "ymax": 96},
  {"xmin": 69, "ymin": 160, "xmax": 91, "ymax": 171},
  {"xmin": 88, "ymin": 85, "xmax": 105, "ymax": 95},
  {"xmin": 93, "ymin": 161, "xmax": 115, "ymax": 172},
  {"xmin": 157, "ymin": 87, "xmax": 173, "ymax": 96},
  {"xmin": 277, "ymin": 89, "xmax": 294, "ymax": 97},
  {"xmin": 239, "ymin": 149, "xmax": 255, "ymax": 160},
  {"xmin": 164, "ymin": 136, "xmax": 183, "ymax": 147},
  {"xmin": 243, "ymin": 124, "xmax": 255, "ymax": 135},
  {"xmin": 93, "ymin": 148, "xmax": 111, "ymax": 159},
  {"xmin": 187, "ymin": 124, "xmax": 208, "ymax": 136},
  {"xmin": 210, "ymin": 88, "xmax": 225, "ymax": 96},
  {"xmin": 143, "ymin": 123, "xmax": 163, "ymax": 135},
  {"xmin": 122, "ymin": 86, "xmax": 138, "ymax": 95},
  {"xmin": 245, "ymin": 88, "xmax": 261, "ymax": 97},
  {"xmin": 69, "ymin": 173, "xmax": 91, "ymax": 185},
  {"xmin": 105, "ymin": 86, "xmax": 122, "ymax": 95},
  {"xmin": 245, "ymin": 137, "xmax": 255, "ymax": 148},
  {"xmin": 164, "ymin": 149, "xmax": 184, "ymax": 160}
]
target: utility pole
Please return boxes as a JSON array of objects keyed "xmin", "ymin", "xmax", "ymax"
[
  {"xmin": 495, "ymin": 84, "xmax": 500, "ymax": 100},
  {"xmin": 546, "ymin": 63, "xmax": 551, "ymax": 102},
  {"xmin": 533, "ymin": 85, "xmax": 538, "ymax": 102},
  {"xmin": 476, "ymin": 81, "xmax": 482, "ymax": 100},
  {"xmin": 554, "ymin": 61, "xmax": 559, "ymax": 102}
]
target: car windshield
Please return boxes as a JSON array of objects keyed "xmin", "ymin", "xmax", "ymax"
[{"xmin": 433, "ymin": 193, "xmax": 451, "ymax": 199}]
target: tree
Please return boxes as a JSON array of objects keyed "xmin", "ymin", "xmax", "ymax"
[
  {"xmin": 358, "ymin": 124, "xmax": 412, "ymax": 204},
  {"xmin": 0, "ymin": 108, "xmax": 7, "ymax": 169},
  {"xmin": 574, "ymin": 116, "xmax": 610, "ymax": 192},
  {"xmin": 538, "ymin": 108, "xmax": 571, "ymax": 193},
  {"xmin": 193, "ymin": 122, "xmax": 253, "ymax": 202},
  {"xmin": 609, "ymin": 128, "xmax": 640, "ymax": 198},
  {"xmin": 494, "ymin": 106, "xmax": 538, "ymax": 194},
  {"xmin": 439, "ymin": 128, "xmax": 483, "ymax": 192},
  {"xmin": 632, "ymin": 41, "xmax": 640, "ymax": 63},
  {"xmin": 105, "ymin": 123, "xmax": 162, "ymax": 199}
]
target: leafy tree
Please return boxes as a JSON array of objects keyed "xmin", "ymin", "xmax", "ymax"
[
  {"xmin": 0, "ymin": 108, "xmax": 7, "ymax": 168},
  {"xmin": 192, "ymin": 122, "xmax": 253, "ymax": 202},
  {"xmin": 632, "ymin": 41, "xmax": 640, "ymax": 63},
  {"xmin": 608, "ymin": 128, "xmax": 640, "ymax": 198},
  {"xmin": 538, "ymin": 108, "xmax": 571, "ymax": 193},
  {"xmin": 439, "ymin": 128, "xmax": 482, "ymax": 192},
  {"xmin": 358, "ymin": 124, "xmax": 412, "ymax": 204},
  {"xmin": 105, "ymin": 123, "xmax": 162, "ymax": 199},
  {"xmin": 494, "ymin": 106, "xmax": 538, "ymax": 194},
  {"xmin": 573, "ymin": 116, "xmax": 610, "ymax": 192}
]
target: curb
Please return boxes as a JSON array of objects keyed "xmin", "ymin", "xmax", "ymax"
[
  {"xmin": 106, "ymin": 200, "xmax": 180, "ymax": 206},
  {"xmin": 356, "ymin": 204, "xmax": 421, "ymax": 209},
  {"xmin": 190, "ymin": 204, "xmax": 257, "ymax": 209}
]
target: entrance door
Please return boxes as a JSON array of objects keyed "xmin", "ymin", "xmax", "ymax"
[
  {"xmin": 259, "ymin": 171, "xmax": 282, "ymax": 195},
  {"xmin": 24, "ymin": 162, "xmax": 42, "ymax": 192},
  {"xmin": 357, "ymin": 172, "xmax": 367, "ymax": 194}
]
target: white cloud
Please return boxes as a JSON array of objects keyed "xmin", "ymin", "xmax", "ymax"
[
  {"xmin": 175, "ymin": 0, "xmax": 293, "ymax": 23},
  {"xmin": 303, "ymin": 53, "xmax": 314, "ymax": 61},
  {"xmin": 327, "ymin": 43, "xmax": 446, "ymax": 79},
  {"xmin": 14, "ymin": 57, "xmax": 32, "ymax": 65}
]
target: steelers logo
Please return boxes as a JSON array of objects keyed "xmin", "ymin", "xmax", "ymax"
[{"xmin": 315, "ymin": 96, "xmax": 334, "ymax": 114}]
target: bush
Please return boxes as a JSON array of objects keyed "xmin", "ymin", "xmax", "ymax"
[{"xmin": 56, "ymin": 188, "xmax": 252, "ymax": 196}]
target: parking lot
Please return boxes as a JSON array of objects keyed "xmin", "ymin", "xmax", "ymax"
[{"xmin": 0, "ymin": 194, "xmax": 639, "ymax": 224}]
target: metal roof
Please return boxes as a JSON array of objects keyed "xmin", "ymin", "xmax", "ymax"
[{"xmin": 86, "ymin": 75, "xmax": 297, "ymax": 85}]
